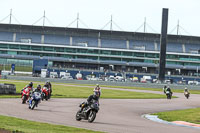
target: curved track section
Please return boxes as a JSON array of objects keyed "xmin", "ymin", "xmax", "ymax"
[{"xmin": 0, "ymin": 91, "xmax": 200, "ymax": 133}]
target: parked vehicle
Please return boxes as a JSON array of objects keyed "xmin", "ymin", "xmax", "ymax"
[
  {"xmin": 188, "ymin": 81, "xmax": 199, "ymax": 85},
  {"xmin": 76, "ymin": 100, "xmax": 99, "ymax": 123},
  {"xmin": 50, "ymin": 72, "xmax": 58, "ymax": 78},
  {"xmin": 115, "ymin": 76, "xmax": 125, "ymax": 82},
  {"xmin": 143, "ymin": 76, "xmax": 152, "ymax": 83},
  {"xmin": 132, "ymin": 77, "xmax": 139, "ymax": 82},
  {"xmin": 76, "ymin": 73, "xmax": 83, "ymax": 80},
  {"xmin": 109, "ymin": 75, "xmax": 115, "ymax": 82}
]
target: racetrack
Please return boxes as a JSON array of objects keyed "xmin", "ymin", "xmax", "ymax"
[{"xmin": 0, "ymin": 89, "xmax": 200, "ymax": 133}]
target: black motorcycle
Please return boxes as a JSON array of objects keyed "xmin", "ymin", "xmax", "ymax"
[
  {"xmin": 166, "ymin": 91, "xmax": 172, "ymax": 99},
  {"xmin": 184, "ymin": 92, "xmax": 190, "ymax": 99},
  {"xmin": 76, "ymin": 100, "xmax": 99, "ymax": 123}
]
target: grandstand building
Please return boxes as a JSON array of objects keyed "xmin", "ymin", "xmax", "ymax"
[{"xmin": 0, "ymin": 23, "xmax": 199, "ymax": 76}]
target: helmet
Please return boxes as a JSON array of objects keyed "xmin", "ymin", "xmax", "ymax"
[
  {"xmin": 185, "ymin": 87, "xmax": 188, "ymax": 90},
  {"xmin": 164, "ymin": 86, "xmax": 167, "ymax": 88},
  {"xmin": 45, "ymin": 81, "xmax": 49, "ymax": 85},
  {"xmin": 29, "ymin": 82, "xmax": 33, "ymax": 87},
  {"xmin": 37, "ymin": 85, "xmax": 41, "ymax": 90},
  {"xmin": 96, "ymin": 84, "xmax": 99, "ymax": 87}
]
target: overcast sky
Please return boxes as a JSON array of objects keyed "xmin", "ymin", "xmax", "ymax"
[{"xmin": 0, "ymin": 0, "xmax": 200, "ymax": 36}]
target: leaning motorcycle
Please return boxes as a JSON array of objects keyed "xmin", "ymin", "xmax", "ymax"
[
  {"xmin": 29, "ymin": 92, "xmax": 41, "ymax": 110},
  {"xmin": 21, "ymin": 88, "xmax": 30, "ymax": 104},
  {"xmin": 184, "ymin": 92, "xmax": 190, "ymax": 99},
  {"xmin": 41, "ymin": 87, "xmax": 49, "ymax": 101},
  {"xmin": 76, "ymin": 100, "xmax": 99, "ymax": 123},
  {"xmin": 166, "ymin": 91, "xmax": 172, "ymax": 99}
]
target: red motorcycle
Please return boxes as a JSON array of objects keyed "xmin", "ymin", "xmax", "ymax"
[
  {"xmin": 41, "ymin": 87, "xmax": 49, "ymax": 101},
  {"xmin": 21, "ymin": 87, "xmax": 31, "ymax": 104}
]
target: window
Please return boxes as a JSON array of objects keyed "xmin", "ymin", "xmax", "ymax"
[
  {"xmin": 0, "ymin": 44, "xmax": 8, "ymax": 48},
  {"xmin": 21, "ymin": 38, "xmax": 31, "ymax": 43},
  {"xmin": 9, "ymin": 44, "xmax": 19, "ymax": 49},
  {"xmin": 32, "ymin": 46, "xmax": 42, "ymax": 51},
  {"xmin": 20, "ymin": 45, "xmax": 30, "ymax": 50},
  {"xmin": 44, "ymin": 47, "xmax": 54, "ymax": 51}
]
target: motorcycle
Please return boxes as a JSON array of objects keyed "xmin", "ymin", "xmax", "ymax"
[
  {"xmin": 166, "ymin": 91, "xmax": 172, "ymax": 99},
  {"xmin": 41, "ymin": 87, "xmax": 49, "ymax": 101},
  {"xmin": 76, "ymin": 100, "xmax": 99, "ymax": 123},
  {"xmin": 184, "ymin": 92, "xmax": 190, "ymax": 99},
  {"xmin": 21, "ymin": 88, "xmax": 30, "ymax": 104},
  {"xmin": 29, "ymin": 92, "xmax": 41, "ymax": 110}
]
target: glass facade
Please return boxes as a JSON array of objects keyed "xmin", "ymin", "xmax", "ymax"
[{"xmin": 0, "ymin": 42, "xmax": 199, "ymax": 69}]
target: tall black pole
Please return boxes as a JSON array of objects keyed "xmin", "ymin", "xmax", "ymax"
[{"xmin": 158, "ymin": 8, "xmax": 168, "ymax": 82}]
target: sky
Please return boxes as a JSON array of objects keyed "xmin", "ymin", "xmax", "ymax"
[{"xmin": 0, "ymin": 0, "xmax": 200, "ymax": 36}]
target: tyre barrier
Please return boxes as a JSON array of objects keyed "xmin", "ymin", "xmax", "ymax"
[{"xmin": 0, "ymin": 83, "xmax": 16, "ymax": 94}]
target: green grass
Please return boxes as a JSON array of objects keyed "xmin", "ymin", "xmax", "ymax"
[
  {"xmin": 153, "ymin": 108, "xmax": 200, "ymax": 124},
  {"xmin": 100, "ymin": 85, "xmax": 200, "ymax": 94},
  {"xmin": 0, "ymin": 65, "xmax": 32, "ymax": 72},
  {"xmin": 0, "ymin": 80, "xmax": 166, "ymax": 99},
  {"xmin": 0, "ymin": 115, "xmax": 103, "ymax": 133}
]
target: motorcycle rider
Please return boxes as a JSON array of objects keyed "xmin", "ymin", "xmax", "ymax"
[
  {"xmin": 93, "ymin": 84, "xmax": 101, "ymax": 97},
  {"xmin": 29, "ymin": 85, "xmax": 42, "ymax": 109},
  {"xmin": 163, "ymin": 85, "xmax": 167, "ymax": 94},
  {"xmin": 21, "ymin": 82, "xmax": 33, "ymax": 94},
  {"xmin": 166, "ymin": 86, "xmax": 173, "ymax": 95},
  {"xmin": 44, "ymin": 81, "xmax": 52, "ymax": 95},
  {"xmin": 81, "ymin": 89, "xmax": 101, "ymax": 111},
  {"xmin": 184, "ymin": 87, "xmax": 190, "ymax": 95}
]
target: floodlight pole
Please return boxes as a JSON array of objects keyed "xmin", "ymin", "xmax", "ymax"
[
  {"xmin": 110, "ymin": 15, "xmax": 112, "ymax": 31},
  {"xmin": 144, "ymin": 17, "xmax": 146, "ymax": 33},
  {"xmin": 43, "ymin": 11, "xmax": 45, "ymax": 27},
  {"xmin": 9, "ymin": 9, "xmax": 12, "ymax": 24},
  {"xmin": 177, "ymin": 20, "xmax": 179, "ymax": 35},
  {"xmin": 77, "ymin": 13, "xmax": 79, "ymax": 28}
]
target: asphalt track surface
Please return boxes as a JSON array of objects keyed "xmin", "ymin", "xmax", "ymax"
[{"xmin": 0, "ymin": 88, "xmax": 200, "ymax": 133}]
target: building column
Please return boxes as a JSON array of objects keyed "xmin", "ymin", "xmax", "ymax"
[
  {"xmin": 13, "ymin": 33, "xmax": 16, "ymax": 42},
  {"xmin": 70, "ymin": 36, "xmax": 73, "ymax": 46},
  {"xmin": 98, "ymin": 38, "xmax": 101, "ymax": 48},
  {"xmin": 41, "ymin": 35, "xmax": 44, "ymax": 44},
  {"xmin": 126, "ymin": 40, "xmax": 129, "ymax": 49},
  {"xmin": 154, "ymin": 42, "xmax": 158, "ymax": 51},
  {"xmin": 182, "ymin": 43, "xmax": 185, "ymax": 53}
]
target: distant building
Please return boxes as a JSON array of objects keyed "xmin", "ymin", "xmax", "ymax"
[{"xmin": 0, "ymin": 23, "xmax": 199, "ymax": 76}]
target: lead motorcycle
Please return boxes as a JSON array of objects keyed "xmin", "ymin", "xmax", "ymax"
[
  {"xmin": 76, "ymin": 100, "xmax": 99, "ymax": 123},
  {"xmin": 29, "ymin": 91, "xmax": 41, "ymax": 110}
]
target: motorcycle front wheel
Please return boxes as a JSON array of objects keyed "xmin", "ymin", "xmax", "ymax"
[
  {"xmin": 76, "ymin": 110, "xmax": 82, "ymax": 121},
  {"xmin": 88, "ymin": 110, "xmax": 96, "ymax": 123},
  {"xmin": 31, "ymin": 100, "xmax": 36, "ymax": 110},
  {"xmin": 22, "ymin": 95, "xmax": 26, "ymax": 104}
]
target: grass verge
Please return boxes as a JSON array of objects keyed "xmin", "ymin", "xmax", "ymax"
[
  {"xmin": 0, "ymin": 80, "xmax": 166, "ymax": 99},
  {"xmin": 153, "ymin": 108, "xmax": 200, "ymax": 124},
  {"xmin": 0, "ymin": 115, "xmax": 103, "ymax": 133}
]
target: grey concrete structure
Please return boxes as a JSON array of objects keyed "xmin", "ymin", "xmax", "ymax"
[{"xmin": 0, "ymin": 83, "xmax": 16, "ymax": 94}]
